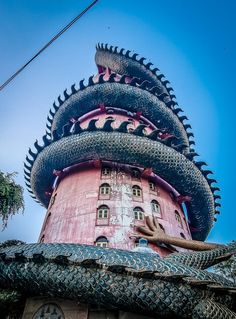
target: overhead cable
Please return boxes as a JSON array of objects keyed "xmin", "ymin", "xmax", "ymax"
[{"xmin": 0, "ymin": 0, "xmax": 99, "ymax": 92}]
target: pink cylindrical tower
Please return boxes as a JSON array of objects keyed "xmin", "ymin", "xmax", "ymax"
[{"xmin": 39, "ymin": 111, "xmax": 192, "ymax": 256}]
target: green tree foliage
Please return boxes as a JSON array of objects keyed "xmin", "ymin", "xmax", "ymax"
[
  {"xmin": 213, "ymin": 242, "xmax": 236, "ymax": 284},
  {"xmin": 0, "ymin": 171, "xmax": 24, "ymax": 228}
]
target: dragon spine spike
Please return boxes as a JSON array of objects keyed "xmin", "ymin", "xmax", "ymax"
[
  {"xmin": 125, "ymin": 50, "xmax": 131, "ymax": 57},
  {"xmin": 52, "ymin": 101, "xmax": 59, "ymax": 111},
  {"xmin": 28, "ymin": 148, "xmax": 37, "ymax": 159},
  {"xmin": 24, "ymin": 170, "xmax": 31, "ymax": 177},
  {"xmin": 25, "ymin": 182, "xmax": 31, "ymax": 188},
  {"xmin": 46, "ymin": 123, "xmax": 51, "ymax": 131},
  {"xmin": 215, "ymin": 203, "xmax": 221, "ymax": 207},
  {"xmin": 64, "ymin": 89, "xmax": 70, "ymax": 99},
  {"xmin": 71, "ymin": 84, "xmax": 77, "ymax": 94},
  {"xmin": 184, "ymin": 124, "xmax": 192, "ymax": 130},
  {"xmin": 157, "ymin": 74, "xmax": 165, "ymax": 80},
  {"xmin": 98, "ymin": 74, "xmax": 105, "ymax": 84},
  {"xmin": 195, "ymin": 161, "xmax": 207, "ymax": 168},
  {"xmin": 170, "ymin": 94, "xmax": 177, "ymax": 99},
  {"xmin": 214, "ymin": 194, "xmax": 221, "ymax": 200},
  {"xmin": 105, "ymin": 43, "xmax": 108, "ymax": 50},
  {"xmin": 108, "ymin": 73, "xmax": 117, "ymax": 82},
  {"xmin": 102, "ymin": 119, "xmax": 115, "ymax": 131},
  {"xmin": 145, "ymin": 62, "xmax": 153, "ymax": 69},
  {"xmin": 24, "ymin": 176, "xmax": 30, "ymax": 183},
  {"xmin": 58, "ymin": 95, "xmax": 64, "ymax": 105},
  {"xmin": 42, "ymin": 134, "xmax": 51, "ymax": 146},
  {"xmin": 166, "ymin": 101, "xmax": 176, "ymax": 108},
  {"xmin": 120, "ymin": 48, "xmax": 125, "ymax": 55},
  {"xmin": 132, "ymin": 124, "xmax": 148, "ymax": 136},
  {"xmin": 73, "ymin": 121, "xmax": 83, "ymax": 134},
  {"xmin": 166, "ymin": 87, "xmax": 174, "ymax": 93},
  {"xmin": 187, "ymin": 132, "xmax": 194, "ymax": 138},
  {"xmin": 139, "ymin": 57, "xmax": 146, "ymax": 64},
  {"xmin": 185, "ymin": 152, "xmax": 199, "ymax": 160},
  {"xmin": 47, "ymin": 116, "xmax": 53, "ymax": 124},
  {"xmin": 87, "ymin": 119, "xmax": 99, "ymax": 131},
  {"xmin": 179, "ymin": 115, "xmax": 189, "ymax": 122},
  {"xmin": 162, "ymin": 80, "xmax": 170, "ymax": 86},
  {"xmin": 131, "ymin": 53, "xmax": 138, "ymax": 60},
  {"xmin": 189, "ymin": 141, "xmax": 195, "ymax": 146},
  {"xmin": 116, "ymin": 121, "xmax": 132, "ymax": 133},
  {"xmin": 119, "ymin": 74, "xmax": 127, "ymax": 84},
  {"xmin": 208, "ymin": 178, "xmax": 217, "ymax": 185},
  {"xmin": 88, "ymin": 75, "xmax": 95, "ymax": 86},
  {"xmin": 212, "ymin": 187, "xmax": 220, "ymax": 192},
  {"xmin": 215, "ymin": 210, "xmax": 220, "ymax": 215},
  {"xmin": 24, "ymin": 162, "xmax": 32, "ymax": 171},
  {"xmin": 109, "ymin": 45, "xmax": 113, "ymax": 52},
  {"xmin": 173, "ymin": 108, "xmax": 184, "ymax": 114},
  {"xmin": 114, "ymin": 46, "xmax": 118, "ymax": 53},
  {"xmin": 25, "ymin": 156, "xmax": 34, "ymax": 165},
  {"xmin": 34, "ymin": 140, "xmax": 44, "ymax": 152},
  {"xmin": 151, "ymin": 67, "xmax": 160, "ymax": 74},
  {"xmin": 79, "ymin": 79, "xmax": 86, "ymax": 90},
  {"xmin": 202, "ymin": 170, "xmax": 213, "ymax": 177}
]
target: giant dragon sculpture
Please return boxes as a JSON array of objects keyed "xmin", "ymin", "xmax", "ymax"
[{"xmin": 0, "ymin": 43, "xmax": 235, "ymax": 318}]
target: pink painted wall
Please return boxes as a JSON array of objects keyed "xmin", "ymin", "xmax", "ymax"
[{"xmin": 39, "ymin": 162, "xmax": 191, "ymax": 257}]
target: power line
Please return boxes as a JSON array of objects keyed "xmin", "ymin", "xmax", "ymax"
[{"xmin": 0, "ymin": 0, "xmax": 99, "ymax": 92}]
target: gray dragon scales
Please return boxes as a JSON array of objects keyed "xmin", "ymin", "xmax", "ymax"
[
  {"xmin": 0, "ymin": 43, "xmax": 234, "ymax": 318},
  {"xmin": 0, "ymin": 242, "xmax": 236, "ymax": 318}
]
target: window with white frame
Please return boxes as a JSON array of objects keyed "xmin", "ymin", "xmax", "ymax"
[
  {"xmin": 95, "ymin": 236, "xmax": 108, "ymax": 248},
  {"xmin": 151, "ymin": 200, "xmax": 161, "ymax": 214},
  {"xmin": 132, "ymin": 185, "xmax": 142, "ymax": 197},
  {"xmin": 101, "ymin": 167, "xmax": 111, "ymax": 178},
  {"xmin": 99, "ymin": 183, "xmax": 110, "ymax": 195},
  {"xmin": 133, "ymin": 207, "xmax": 144, "ymax": 220},
  {"xmin": 97, "ymin": 205, "xmax": 109, "ymax": 219},
  {"xmin": 149, "ymin": 181, "xmax": 156, "ymax": 191}
]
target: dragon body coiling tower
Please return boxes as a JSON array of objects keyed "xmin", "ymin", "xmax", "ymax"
[{"xmin": 1, "ymin": 44, "xmax": 236, "ymax": 319}]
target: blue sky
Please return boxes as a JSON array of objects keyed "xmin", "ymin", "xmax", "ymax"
[{"xmin": 0, "ymin": 0, "xmax": 235, "ymax": 244}]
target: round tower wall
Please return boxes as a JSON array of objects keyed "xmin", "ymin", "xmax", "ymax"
[{"xmin": 39, "ymin": 163, "xmax": 191, "ymax": 256}]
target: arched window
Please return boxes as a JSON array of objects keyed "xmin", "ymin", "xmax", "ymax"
[
  {"xmin": 149, "ymin": 181, "xmax": 156, "ymax": 191},
  {"xmin": 132, "ymin": 168, "xmax": 141, "ymax": 180},
  {"xmin": 99, "ymin": 183, "xmax": 110, "ymax": 195},
  {"xmin": 97, "ymin": 205, "xmax": 109, "ymax": 219},
  {"xmin": 33, "ymin": 304, "xmax": 64, "ymax": 319},
  {"xmin": 133, "ymin": 207, "xmax": 144, "ymax": 220},
  {"xmin": 95, "ymin": 236, "xmax": 108, "ymax": 248},
  {"xmin": 101, "ymin": 167, "xmax": 111, "ymax": 178},
  {"xmin": 132, "ymin": 185, "xmax": 142, "ymax": 197},
  {"xmin": 151, "ymin": 200, "xmax": 160, "ymax": 214},
  {"xmin": 175, "ymin": 210, "xmax": 183, "ymax": 228},
  {"xmin": 180, "ymin": 232, "xmax": 186, "ymax": 239}
]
